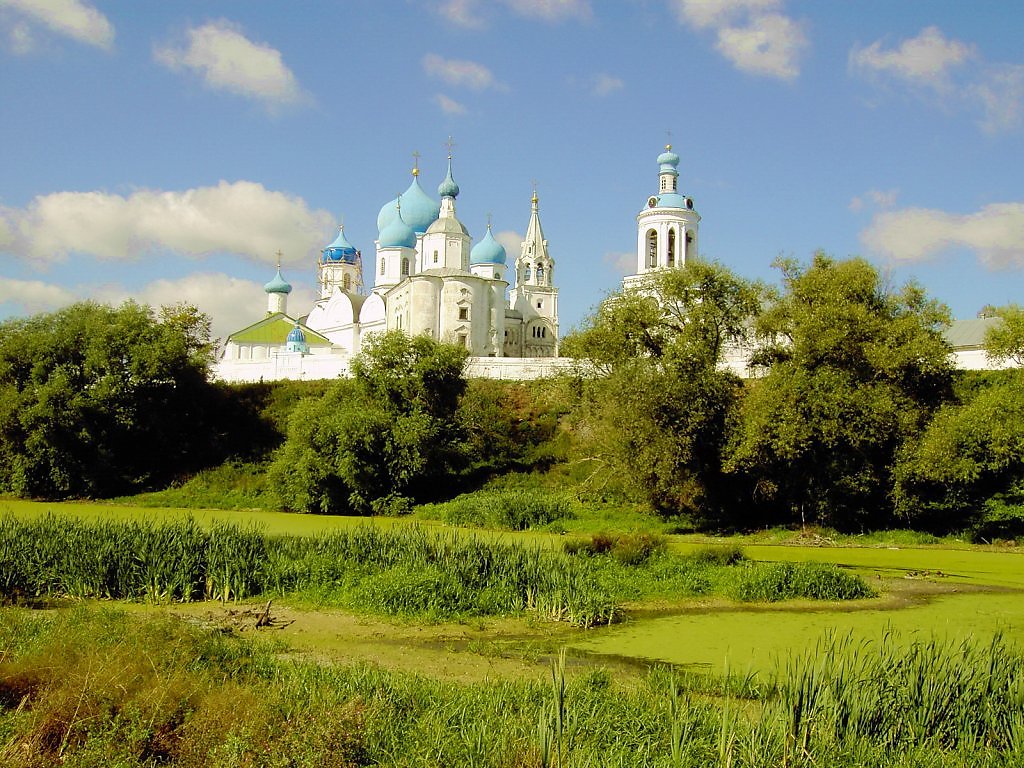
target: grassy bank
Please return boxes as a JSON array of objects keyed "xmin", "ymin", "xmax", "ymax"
[
  {"xmin": 0, "ymin": 606, "xmax": 1020, "ymax": 767},
  {"xmin": 0, "ymin": 517, "xmax": 873, "ymax": 628}
]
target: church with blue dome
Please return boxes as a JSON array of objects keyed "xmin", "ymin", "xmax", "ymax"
[{"xmin": 219, "ymin": 147, "xmax": 561, "ymax": 374}]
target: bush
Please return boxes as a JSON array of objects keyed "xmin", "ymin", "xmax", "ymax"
[
  {"xmin": 690, "ymin": 544, "xmax": 746, "ymax": 566},
  {"xmin": 422, "ymin": 489, "xmax": 574, "ymax": 531},
  {"xmin": 730, "ymin": 562, "xmax": 875, "ymax": 602},
  {"xmin": 564, "ymin": 532, "xmax": 666, "ymax": 565}
]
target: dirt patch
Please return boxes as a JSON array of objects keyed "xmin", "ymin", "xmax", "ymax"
[{"xmin": 166, "ymin": 601, "xmax": 587, "ymax": 683}]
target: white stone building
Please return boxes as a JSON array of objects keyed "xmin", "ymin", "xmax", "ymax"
[
  {"xmin": 217, "ymin": 152, "xmax": 561, "ymax": 382},
  {"xmin": 215, "ymin": 145, "xmax": 1012, "ymax": 383}
]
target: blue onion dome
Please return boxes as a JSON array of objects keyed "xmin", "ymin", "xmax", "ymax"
[
  {"xmin": 287, "ymin": 323, "xmax": 306, "ymax": 343},
  {"xmin": 264, "ymin": 267, "xmax": 292, "ymax": 294},
  {"xmin": 658, "ymin": 143, "xmax": 680, "ymax": 168},
  {"xmin": 323, "ymin": 225, "xmax": 358, "ymax": 264},
  {"xmin": 378, "ymin": 204, "xmax": 417, "ymax": 249},
  {"xmin": 470, "ymin": 225, "xmax": 507, "ymax": 265},
  {"xmin": 438, "ymin": 157, "xmax": 460, "ymax": 199},
  {"xmin": 377, "ymin": 175, "xmax": 440, "ymax": 235}
]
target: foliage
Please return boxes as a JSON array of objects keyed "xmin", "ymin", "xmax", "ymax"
[
  {"xmin": 0, "ymin": 301, "xmax": 237, "ymax": 499},
  {"xmin": 418, "ymin": 488, "xmax": 575, "ymax": 530},
  {"xmin": 270, "ymin": 332, "xmax": 469, "ymax": 514},
  {"xmin": 726, "ymin": 254, "xmax": 955, "ymax": 530},
  {"xmin": 895, "ymin": 373, "xmax": 1024, "ymax": 533},
  {"xmin": 985, "ymin": 303, "xmax": 1024, "ymax": 367},
  {"xmin": 564, "ymin": 262, "xmax": 763, "ymax": 523},
  {"xmin": 0, "ymin": 515, "xmax": 618, "ymax": 626},
  {"xmin": 3, "ymin": 608, "xmax": 1020, "ymax": 767}
]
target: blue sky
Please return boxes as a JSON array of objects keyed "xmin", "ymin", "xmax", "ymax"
[{"xmin": 1, "ymin": 0, "xmax": 1022, "ymax": 341}]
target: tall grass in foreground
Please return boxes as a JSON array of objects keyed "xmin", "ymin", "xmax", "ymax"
[
  {"xmin": 0, "ymin": 607, "xmax": 1020, "ymax": 767},
  {"xmin": 0, "ymin": 515, "xmax": 617, "ymax": 627},
  {"xmin": 0, "ymin": 516, "xmax": 874, "ymax": 627}
]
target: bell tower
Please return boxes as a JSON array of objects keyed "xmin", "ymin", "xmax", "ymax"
[{"xmin": 624, "ymin": 145, "xmax": 700, "ymax": 291}]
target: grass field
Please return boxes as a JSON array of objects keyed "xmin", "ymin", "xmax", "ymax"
[{"xmin": 2, "ymin": 497, "xmax": 1021, "ymax": 674}]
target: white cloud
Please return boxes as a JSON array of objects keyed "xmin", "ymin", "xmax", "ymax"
[
  {"xmin": 154, "ymin": 20, "xmax": 307, "ymax": 111},
  {"xmin": 672, "ymin": 0, "xmax": 779, "ymax": 30},
  {"xmin": 592, "ymin": 73, "xmax": 624, "ymax": 96},
  {"xmin": 671, "ymin": 0, "xmax": 805, "ymax": 80},
  {"xmin": 434, "ymin": 93, "xmax": 467, "ymax": 115},
  {"xmin": 0, "ymin": 278, "xmax": 76, "ymax": 314},
  {"xmin": 849, "ymin": 188, "xmax": 899, "ymax": 212},
  {"xmin": 715, "ymin": 13, "xmax": 805, "ymax": 80},
  {"xmin": 124, "ymin": 273, "xmax": 317, "ymax": 342},
  {"xmin": 0, "ymin": 273, "xmax": 318, "ymax": 342},
  {"xmin": 494, "ymin": 229, "xmax": 524, "ymax": 262},
  {"xmin": 604, "ymin": 250, "xmax": 635, "ymax": 275},
  {"xmin": 850, "ymin": 26, "xmax": 972, "ymax": 91},
  {"xmin": 434, "ymin": 0, "xmax": 485, "ymax": 28},
  {"xmin": 850, "ymin": 27, "xmax": 1022, "ymax": 135},
  {"xmin": 429, "ymin": 0, "xmax": 589, "ymax": 27},
  {"xmin": 423, "ymin": 53, "xmax": 501, "ymax": 91},
  {"xmin": 7, "ymin": 21, "xmax": 33, "ymax": 53},
  {"xmin": 0, "ymin": 181, "xmax": 335, "ymax": 265},
  {"xmin": 970, "ymin": 64, "xmax": 1024, "ymax": 135},
  {"xmin": 502, "ymin": 0, "xmax": 591, "ymax": 22},
  {"xmin": 0, "ymin": 0, "xmax": 113, "ymax": 50},
  {"xmin": 862, "ymin": 202, "xmax": 1024, "ymax": 270}
]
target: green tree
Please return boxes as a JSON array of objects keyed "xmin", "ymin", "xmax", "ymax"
[
  {"xmin": 270, "ymin": 332, "xmax": 469, "ymax": 514},
  {"xmin": 563, "ymin": 262, "xmax": 763, "ymax": 523},
  {"xmin": 894, "ymin": 374, "xmax": 1024, "ymax": 533},
  {"xmin": 0, "ymin": 301, "xmax": 222, "ymax": 498},
  {"xmin": 725, "ymin": 253, "xmax": 954, "ymax": 529},
  {"xmin": 984, "ymin": 304, "xmax": 1024, "ymax": 367}
]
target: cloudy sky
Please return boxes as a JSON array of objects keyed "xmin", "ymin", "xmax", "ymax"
[{"xmin": 1, "ymin": 0, "xmax": 1022, "ymax": 340}]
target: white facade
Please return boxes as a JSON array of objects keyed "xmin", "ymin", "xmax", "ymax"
[
  {"xmin": 624, "ymin": 144, "xmax": 700, "ymax": 292},
  {"xmin": 217, "ymin": 152, "xmax": 560, "ymax": 378},
  {"xmin": 216, "ymin": 145, "xmax": 1012, "ymax": 384}
]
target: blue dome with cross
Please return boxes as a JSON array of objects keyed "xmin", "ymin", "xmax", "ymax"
[{"xmin": 323, "ymin": 226, "xmax": 359, "ymax": 264}]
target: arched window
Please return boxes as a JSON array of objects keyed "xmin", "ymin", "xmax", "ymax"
[
  {"xmin": 537, "ymin": 264, "xmax": 544, "ymax": 284},
  {"xmin": 524, "ymin": 264, "xmax": 531, "ymax": 282},
  {"xmin": 647, "ymin": 230, "xmax": 658, "ymax": 268},
  {"xmin": 685, "ymin": 230, "xmax": 695, "ymax": 262},
  {"xmin": 667, "ymin": 229, "xmax": 676, "ymax": 267},
  {"xmin": 401, "ymin": 258, "xmax": 409, "ymax": 276},
  {"xmin": 343, "ymin": 274, "xmax": 351, "ymax": 290},
  {"xmin": 433, "ymin": 250, "xmax": 439, "ymax": 264},
  {"xmin": 379, "ymin": 257, "xmax": 385, "ymax": 275}
]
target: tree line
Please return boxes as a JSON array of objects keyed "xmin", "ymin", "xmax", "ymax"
[
  {"xmin": 563, "ymin": 254, "xmax": 1024, "ymax": 534},
  {"xmin": 1, "ymin": 256, "xmax": 1021, "ymax": 535}
]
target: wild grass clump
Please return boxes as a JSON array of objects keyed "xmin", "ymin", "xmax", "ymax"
[
  {"xmin": 418, "ymin": 488, "xmax": 575, "ymax": 530},
  {"xmin": 2, "ymin": 608, "xmax": 1020, "ymax": 767},
  {"xmin": 563, "ymin": 532, "xmax": 667, "ymax": 565},
  {"xmin": 729, "ymin": 561, "xmax": 877, "ymax": 602},
  {"xmin": 0, "ymin": 515, "xmax": 616, "ymax": 627},
  {"xmin": 115, "ymin": 460, "xmax": 277, "ymax": 511},
  {"xmin": 777, "ymin": 630, "xmax": 1024, "ymax": 759},
  {"xmin": 690, "ymin": 544, "xmax": 746, "ymax": 566}
]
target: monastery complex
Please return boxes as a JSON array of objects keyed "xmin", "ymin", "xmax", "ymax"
[{"xmin": 214, "ymin": 146, "xmax": 1008, "ymax": 383}]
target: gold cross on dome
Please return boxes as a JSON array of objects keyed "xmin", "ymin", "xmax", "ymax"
[
  {"xmin": 275, "ymin": 250, "xmax": 283, "ymax": 269},
  {"xmin": 445, "ymin": 135, "xmax": 456, "ymax": 159},
  {"xmin": 411, "ymin": 150, "xmax": 421, "ymax": 176}
]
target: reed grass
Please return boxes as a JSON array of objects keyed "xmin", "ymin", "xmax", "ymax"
[{"xmin": 0, "ymin": 607, "xmax": 1020, "ymax": 767}]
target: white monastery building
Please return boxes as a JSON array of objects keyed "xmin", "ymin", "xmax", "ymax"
[
  {"xmin": 217, "ymin": 149, "xmax": 563, "ymax": 382},
  {"xmin": 214, "ymin": 146, "xmax": 1010, "ymax": 383}
]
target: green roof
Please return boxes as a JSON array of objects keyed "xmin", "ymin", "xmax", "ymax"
[
  {"xmin": 227, "ymin": 313, "xmax": 331, "ymax": 345},
  {"xmin": 944, "ymin": 317, "xmax": 1003, "ymax": 350}
]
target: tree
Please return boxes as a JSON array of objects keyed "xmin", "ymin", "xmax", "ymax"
[
  {"xmin": 270, "ymin": 331, "xmax": 469, "ymax": 514},
  {"xmin": 0, "ymin": 301, "xmax": 222, "ymax": 498},
  {"xmin": 725, "ymin": 253, "xmax": 955, "ymax": 529},
  {"xmin": 985, "ymin": 304, "xmax": 1024, "ymax": 367},
  {"xmin": 894, "ymin": 374, "xmax": 1024, "ymax": 533},
  {"xmin": 563, "ymin": 262, "xmax": 763, "ymax": 523}
]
